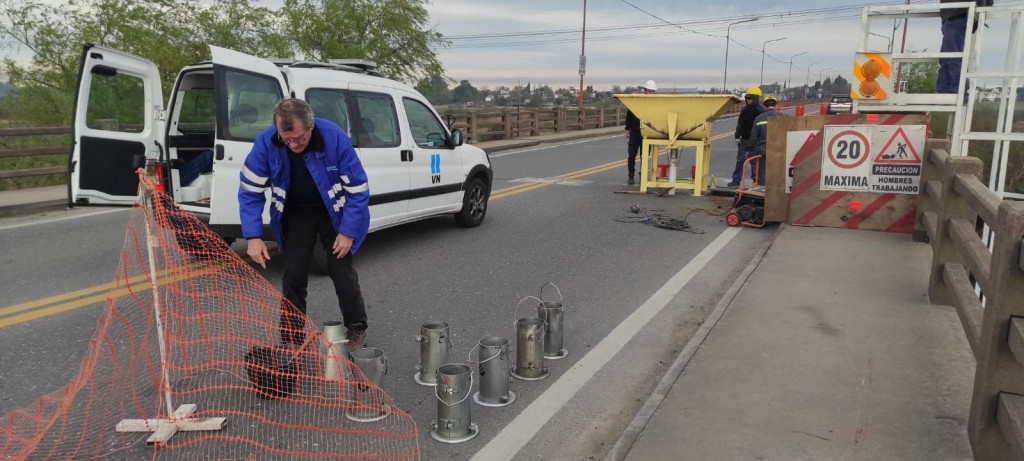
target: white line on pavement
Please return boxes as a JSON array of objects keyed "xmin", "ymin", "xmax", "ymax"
[
  {"xmin": 0, "ymin": 208, "xmax": 128, "ymax": 231},
  {"xmin": 470, "ymin": 225, "xmax": 743, "ymax": 461},
  {"xmin": 488, "ymin": 135, "xmax": 620, "ymax": 158}
]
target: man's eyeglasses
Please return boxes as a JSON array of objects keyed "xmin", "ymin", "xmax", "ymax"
[
  {"xmin": 279, "ymin": 128, "xmax": 310, "ymax": 145},
  {"xmin": 744, "ymin": 96, "xmax": 754, "ymax": 100}
]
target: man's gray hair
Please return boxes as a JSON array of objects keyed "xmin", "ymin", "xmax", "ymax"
[{"xmin": 273, "ymin": 98, "xmax": 315, "ymax": 131}]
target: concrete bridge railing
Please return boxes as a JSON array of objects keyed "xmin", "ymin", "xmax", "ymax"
[{"xmin": 915, "ymin": 141, "xmax": 1024, "ymax": 460}]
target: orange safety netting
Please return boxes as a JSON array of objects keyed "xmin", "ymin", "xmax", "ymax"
[{"xmin": 0, "ymin": 173, "xmax": 420, "ymax": 460}]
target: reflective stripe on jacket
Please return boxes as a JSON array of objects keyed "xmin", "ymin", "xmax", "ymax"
[
  {"xmin": 746, "ymin": 108, "xmax": 783, "ymax": 154},
  {"xmin": 238, "ymin": 118, "xmax": 370, "ymax": 253}
]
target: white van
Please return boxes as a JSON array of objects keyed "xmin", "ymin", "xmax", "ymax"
[{"xmin": 68, "ymin": 44, "xmax": 493, "ymax": 241}]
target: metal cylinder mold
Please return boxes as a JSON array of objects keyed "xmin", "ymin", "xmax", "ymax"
[
  {"xmin": 345, "ymin": 347, "xmax": 390, "ymax": 422},
  {"xmin": 472, "ymin": 336, "xmax": 515, "ymax": 407},
  {"xmin": 511, "ymin": 317, "xmax": 549, "ymax": 381},
  {"xmin": 538, "ymin": 282, "xmax": 568, "ymax": 359},
  {"xmin": 414, "ymin": 321, "xmax": 451, "ymax": 386},
  {"xmin": 430, "ymin": 363, "xmax": 479, "ymax": 443},
  {"xmin": 322, "ymin": 320, "xmax": 347, "ymax": 381}
]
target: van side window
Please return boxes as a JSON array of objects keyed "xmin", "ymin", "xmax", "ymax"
[
  {"xmin": 352, "ymin": 91, "xmax": 400, "ymax": 148},
  {"xmin": 85, "ymin": 70, "xmax": 145, "ymax": 133},
  {"xmin": 220, "ymin": 70, "xmax": 282, "ymax": 142},
  {"xmin": 402, "ymin": 98, "xmax": 447, "ymax": 148},
  {"xmin": 306, "ymin": 88, "xmax": 351, "ymax": 134}
]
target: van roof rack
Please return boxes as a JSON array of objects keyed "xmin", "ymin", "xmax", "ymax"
[{"xmin": 266, "ymin": 58, "xmax": 380, "ymax": 76}]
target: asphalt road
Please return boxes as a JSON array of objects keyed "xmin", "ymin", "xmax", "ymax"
[{"xmin": 0, "ymin": 117, "xmax": 777, "ymax": 460}]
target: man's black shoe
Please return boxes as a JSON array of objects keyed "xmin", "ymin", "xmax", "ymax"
[
  {"xmin": 628, "ymin": 175, "xmax": 635, "ymax": 185},
  {"xmin": 727, "ymin": 181, "xmax": 740, "ymax": 187}
]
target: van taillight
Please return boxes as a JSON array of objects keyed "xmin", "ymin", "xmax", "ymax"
[{"xmin": 153, "ymin": 162, "xmax": 165, "ymax": 192}]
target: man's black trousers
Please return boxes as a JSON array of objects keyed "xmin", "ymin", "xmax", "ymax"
[{"xmin": 279, "ymin": 210, "xmax": 367, "ymax": 345}]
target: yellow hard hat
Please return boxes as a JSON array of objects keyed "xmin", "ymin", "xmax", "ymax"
[
  {"xmin": 745, "ymin": 86, "xmax": 762, "ymax": 98},
  {"xmin": 763, "ymin": 95, "xmax": 778, "ymax": 105}
]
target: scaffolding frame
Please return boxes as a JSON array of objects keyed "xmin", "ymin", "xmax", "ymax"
[{"xmin": 854, "ymin": 2, "xmax": 1024, "ymax": 199}]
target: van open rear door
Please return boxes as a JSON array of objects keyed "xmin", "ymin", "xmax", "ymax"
[
  {"xmin": 207, "ymin": 46, "xmax": 288, "ymax": 228},
  {"xmin": 69, "ymin": 44, "xmax": 164, "ymax": 206}
]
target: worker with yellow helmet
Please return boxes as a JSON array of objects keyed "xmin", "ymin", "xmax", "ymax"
[
  {"xmin": 729, "ymin": 86, "xmax": 765, "ymax": 187},
  {"xmin": 746, "ymin": 95, "xmax": 782, "ymax": 186}
]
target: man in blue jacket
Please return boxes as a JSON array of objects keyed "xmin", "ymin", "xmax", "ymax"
[{"xmin": 239, "ymin": 98, "xmax": 371, "ymax": 353}]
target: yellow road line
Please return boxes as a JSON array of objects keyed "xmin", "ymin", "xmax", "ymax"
[
  {"xmin": 0, "ymin": 261, "xmax": 226, "ymax": 327},
  {"xmin": 1, "ymin": 132, "xmax": 733, "ymax": 327}
]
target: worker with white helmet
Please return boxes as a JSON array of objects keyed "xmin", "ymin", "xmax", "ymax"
[{"xmin": 624, "ymin": 80, "xmax": 656, "ymax": 185}]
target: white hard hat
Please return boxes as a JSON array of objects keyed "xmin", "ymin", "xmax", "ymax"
[{"xmin": 641, "ymin": 80, "xmax": 657, "ymax": 91}]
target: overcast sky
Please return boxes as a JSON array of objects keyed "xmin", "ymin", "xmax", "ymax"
[
  {"xmin": 421, "ymin": 0, "xmax": 1019, "ymax": 92},
  {"xmin": 2, "ymin": 0, "xmax": 1019, "ymax": 93}
]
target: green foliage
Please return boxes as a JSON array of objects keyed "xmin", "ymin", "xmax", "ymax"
[
  {"xmin": 902, "ymin": 61, "xmax": 938, "ymax": 93},
  {"xmin": 451, "ymin": 80, "xmax": 478, "ymax": 105},
  {"xmin": 282, "ymin": 0, "xmax": 447, "ymax": 80},
  {"xmin": 415, "ymin": 74, "xmax": 452, "ymax": 105},
  {"xmin": 0, "ymin": 0, "xmax": 442, "ymax": 125}
]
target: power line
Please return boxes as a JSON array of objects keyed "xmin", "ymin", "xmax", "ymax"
[{"xmin": 446, "ymin": 0, "xmax": 929, "ymax": 57}]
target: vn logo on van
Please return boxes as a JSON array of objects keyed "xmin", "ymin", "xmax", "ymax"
[{"xmin": 430, "ymin": 153, "xmax": 441, "ymax": 184}]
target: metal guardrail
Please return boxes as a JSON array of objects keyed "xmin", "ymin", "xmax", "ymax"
[{"xmin": 915, "ymin": 142, "xmax": 1024, "ymax": 461}]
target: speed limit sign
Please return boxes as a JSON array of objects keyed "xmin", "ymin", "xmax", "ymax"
[{"xmin": 821, "ymin": 126, "xmax": 871, "ymax": 191}]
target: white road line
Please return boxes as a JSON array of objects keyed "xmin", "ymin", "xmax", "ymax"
[
  {"xmin": 0, "ymin": 208, "xmax": 128, "ymax": 231},
  {"xmin": 470, "ymin": 226, "xmax": 743, "ymax": 461},
  {"xmin": 488, "ymin": 135, "xmax": 620, "ymax": 158}
]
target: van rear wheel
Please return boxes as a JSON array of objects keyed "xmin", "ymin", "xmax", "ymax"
[{"xmin": 454, "ymin": 177, "xmax": 488, "ymax": 228}]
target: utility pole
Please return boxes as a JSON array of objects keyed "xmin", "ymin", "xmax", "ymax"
[{"xmin": 578, "ymin": 0, "xmax": 587, "ymax": 129}]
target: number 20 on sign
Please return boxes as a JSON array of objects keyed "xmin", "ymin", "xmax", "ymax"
[{"xmin": 821, "ymin": 126, "xmax": 872, "ymax": 191}]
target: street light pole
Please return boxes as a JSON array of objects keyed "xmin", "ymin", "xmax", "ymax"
[
  {"xmin": 806, "ymin": 59, "xmax": 824, "ymax": 98},
  {"xmin": 787, "ymin": 51, "xmax": 807, "ymax": 90},
  {"xmin": 869, "ymin": 32, "xmax": 892, "ymax": 52},
  {"xmin": 760, "ymin": 37, "xmax": 786, "ymax": 87},
  {"xmin": 723, "ymin": 18, "xmax": 757, "ymax": 93},
  {"xmin": 818, "ymin": 67, "xmax": 833, "ymax": 97}
]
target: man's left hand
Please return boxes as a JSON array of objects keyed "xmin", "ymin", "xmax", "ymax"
[{"xmin": 332, "ymin": 234, "xmax": 354, "ymax": 259}]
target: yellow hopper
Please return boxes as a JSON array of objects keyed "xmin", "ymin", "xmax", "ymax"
[{"xmin": 614, "ymin": 94, "xmax": 741, "ymax": 195}]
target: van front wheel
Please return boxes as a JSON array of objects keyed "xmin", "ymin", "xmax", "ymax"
[{"xmin": 454, "ymin": 177, "xmax": 489, "ymax": 228}]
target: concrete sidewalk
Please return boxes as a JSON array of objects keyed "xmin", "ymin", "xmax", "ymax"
[
  {"xmin": 0, "ymin": 126, "xmax": 624, "ymax": 218},
  {"xmin": 611, "ymin": 225, "xmax": 976, "ymax": 461}
]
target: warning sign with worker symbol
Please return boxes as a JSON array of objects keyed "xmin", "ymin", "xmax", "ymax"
[
  {"xmin": 869, "ymin": 125, "xmax": 924, "ymax": 194},
  {"xmin": 821, "ymin": 126, "xmax": 872, "ymax": 191}
]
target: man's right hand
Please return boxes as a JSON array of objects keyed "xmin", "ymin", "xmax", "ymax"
[
  {"xmin": 625, "ymin": 130, "xmax": 630, "ymax": 138},
  {"xmin": 734, "ymin": 138, "xmax": 741, "ymax": 146},
  {"xmin": 247, "ymin": 238, "xmax": 270, "ymax": 269}
]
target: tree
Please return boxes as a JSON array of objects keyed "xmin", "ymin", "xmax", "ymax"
[
  {"xmin": 415, "ymin": 74, "xmax": 452, "ymax": 105},
  {"xmin": 901, "ymin": 62, "xmax": 938, "ymax": 94},
  {"xmin": 0, "ymin": 0, "xmax": 288, "ymax": 125},
  {"xmin": 450, "ymin": 80, "xmax": 478, "ymax": 105},
  {"xmin": 0, "ymin": 0, "xmax": 448, "ymax": 125},
  {"xmin": 282, "ymin": 0, "xmax": 448, "ymax": 81}
]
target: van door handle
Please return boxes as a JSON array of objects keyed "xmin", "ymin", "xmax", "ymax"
[
  {"xmin": 401, "ymin": 150, "xmax": 413, "ymax": 162},
  {"xmin": 215, "ymin": 145, "xmax": 225, "ymax": 161}
]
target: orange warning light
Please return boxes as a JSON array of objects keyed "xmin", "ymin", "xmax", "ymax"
[{"xmin": 849, "ymin": 201, "xmax": 863, "ymax": 211}]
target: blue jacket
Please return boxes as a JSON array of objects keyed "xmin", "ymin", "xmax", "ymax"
[
  {"xmin": 747, "ymin": 107, "xmax": 783, "ymax": 154},
  {"xmin": 238, "ymin": 118, "xmax": 370, "ymax": 254}
]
